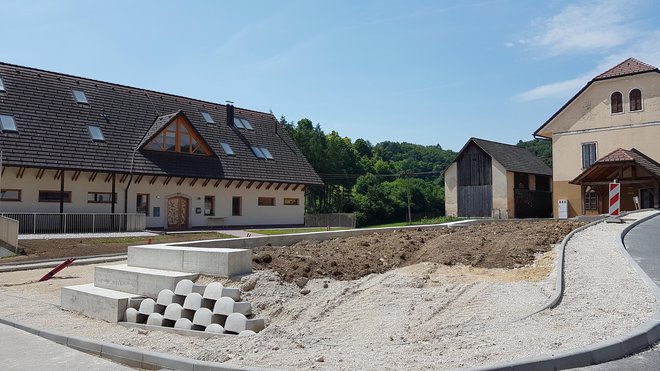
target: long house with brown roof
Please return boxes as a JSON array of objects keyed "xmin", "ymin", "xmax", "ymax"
[
  {"xmin": 0, "ymin": 62, "xmax": 323, "ymax": 229},
  {"xmin": 535, "ymin": 57, "xmax": 660, "ymax": 217}
]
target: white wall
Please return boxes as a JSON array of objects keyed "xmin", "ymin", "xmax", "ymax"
[{"xmin": 0, "ymin": 168, "xmax": 306, "ymax": 228}]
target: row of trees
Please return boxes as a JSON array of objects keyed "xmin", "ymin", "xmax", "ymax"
[{"xmin": 282, "ymin": 117, "xmax": 551, "ymax": 226}]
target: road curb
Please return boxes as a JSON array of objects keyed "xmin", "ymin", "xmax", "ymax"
[
  {"xmin": 468, "ymin": 210, "xmax": 660, "ymax": 371},
  {"xmin": 0, "ymin": 316, "xmax": 272, "ymax": 371}
]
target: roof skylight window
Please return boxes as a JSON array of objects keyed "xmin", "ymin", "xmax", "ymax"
[
  {"xmin": 260, "ymin": 147, "xmax": 274, "ymax": 159},
  {"xmin": 220, "ymin": 142, "xmax": 235, "ymax": 156},
  {"xmin": 0, "ymin": 78, "xmax": 5, "ymax": 92},
  {"xmin": 88, "ymin": 125, "xmax": 106, "ymax": 142},
  {"xmin": 239, "ymin": 118, "xmax": 254, "ymax": 130},
  {"xmin": 251, "ymin": 146, "xmax": 266, "ymax": 158},
  {"xmin": 0, "ymin": 114, "xmax": 17, "ymax": 133},
  {"xmin": 73, "ymin": 89, "xmax": 89, "ymax": 104},
  {"xmin": 201, "ymin": 111, "xmax": 214, "ymax": 124},
  {"xmin": 233, "ymin": 117, "xmax": 246, "ymax": 129}
]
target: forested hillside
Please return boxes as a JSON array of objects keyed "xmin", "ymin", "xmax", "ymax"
[{"xmin": 283, "ymin": 117, "xmax": 552, "ymax": 226}]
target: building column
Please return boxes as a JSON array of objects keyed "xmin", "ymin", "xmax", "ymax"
[{"xmin": 59, "ymin": 170, "xmax": 65, "ymax": 214}]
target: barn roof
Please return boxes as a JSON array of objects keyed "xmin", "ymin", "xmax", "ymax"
[
  {"xmin": 0, "ymin": 62, "xmax": 323, "ymax": 185},
  {"xmin": 456, "ymin": 138, "xmax": 552, "ymax": 176}
]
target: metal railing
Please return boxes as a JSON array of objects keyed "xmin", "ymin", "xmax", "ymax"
[{"xmin": 0, "ymin": 213, "xmax": 146, "ymax": 234}]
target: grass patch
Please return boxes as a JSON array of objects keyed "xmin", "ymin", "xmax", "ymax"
[
  {"xmin": 91, "ymin": 232, "xmax": 236, "ymax": 244},
  {"xmin": 365, "ymin": 216, "xmax": 460, "ymax": 229},
  {"xmin": 248, "ymin": 227, "xmax": 351, "ymax": 235}
]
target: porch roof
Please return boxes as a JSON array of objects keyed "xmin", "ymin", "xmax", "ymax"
[{"xmin": 570, "ymin": 148, "xmax": 660, "ymax": 185}]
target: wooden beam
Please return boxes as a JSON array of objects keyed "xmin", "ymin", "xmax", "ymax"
[
  {"xmin": 292, "ymin": 184, "xmax": 300, "ymax": 191},
  {"xmin": 71, "ymin": 170, "xmax": 81, "ymax": 181},
  {"xmin": 246, "ymin": 181, "xmax": 255, "ymax": 189},
  {"xmin": 163, "ymin": 176, "xmax": 172, "ymax": 185},
  {"xmin": 35, "ymin": 168, "xmax": 45, "ymax": 179},
  {"xmin": 300, "ymin": 185, "xmax": 305, "ymax": 192},
  {"xmin": 256, "ymin": 182, "xmax": 264, "ymax": 190},
  {"xmin": 16, "ymin": 167, "xmax": 26, "ymax": 179},
  {"xmin": 135, "ymin": 175, "xmax": 144, "ymax": 184},
  {"xmin": 274, "ymin": 183, "xmax": 283, "ymax": 191},
  {"xmin": 213, "ymin": 179, "xmax": 222, "ymax": 188},
  {"xmin": 225, "ymin": 179, "xmax": 233, "ymax": 188},
  {"xmin": 265, "ymin": 182, "xmax": 273, "ymax": 190},
  {"xmin": 88, "ymin": 172, "xmax": 98, "ymax": 182},
  {"xmin": 1, "ymin": 167, "xmax": 5, "ymax": 176},
  {"xmin": 104, "ymin": 173, "xmax": 113, "ymax": 183},
  {"xmin": 149, "ymin": 176, "xmax": 158, "ymax": 185},
  {"xmin": 52, "ymin": 169, "xmax": 61, "ymax": 180},
  {"xmin": 189, "ymin": 178, "xmax": 198, "ymax": 187},
  {"xmin": 283, "ymin": 183, "xmax": 291, "ymax": 191},
  {"xmin": 119, "ymin": 174, "xmax": 129, "ymax": 183},
  {"xmin": 176, "ymin": 177, "xmax": 186, "ymax": 186},
  {"xmin": 201, "ymin": 179, "xmax": 210, "ymax": 187},
  {"xmin": 235, "ymin": 180, "xmax": 244, "ymax": 189}
]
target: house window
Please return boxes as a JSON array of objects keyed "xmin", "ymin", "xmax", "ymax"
[
  {"xmin": 144, "ymin": 119, "xmax": 212, "ymax": 156},
  {"xmin": 232, "ymin": 196, "xmax": 241, "ymax": 216},
  {"xmin": 204, "ymin": 196, "xmax": 215, "ymax": 216},
  {"xmin": 610, "ymin": 92, "xmax": 623, "ymax": 113},
  {"xmin": 88, "ymin": 125, "xmax": 106, "ymax": 142},
  {"xmin": 88, "ymin": 192, "xmax": 115, "ymax": 203},
  {"xmin": 0, "ymin": 77, "xmax": 5, "ymax": 92},
  {"xmin": 233, "ymin": 117, "xmax": 254, "ymax": 130},
  {"xmin": 0, "ymin": 189, "xmax": 21, "ymax": 201},
  {"xmin": 584, "ymin": 189, "xmax": 598, "ymax": 211},
  {"xmin": 201, "ymin": 111, "xmax": 214, "ymax": 124},
  {"xmin": 283, "ymin": 198, "xmax": 299, "ymax": 206},
  {"xmin": 251, "ymin": 146, "xmax": 274, "ymax": 160},
  {"xmin": 581, "ymin": 142, "xmax": 597, "ymax": 169},
  {"xmin": 0, "ymin": 114, "xmax": 17, "ymax": 133},
  {"xmin": 136, "ymin": 194, "xmax": 150, "ymax": 216},
  {"xmin": 39, "ymin": 191, "xmax": 71, "ymax": 203},
  {"xmin": 220, "ymin": 142, "xmax": 235, "ymax": 156},
  {"xmin": 72, "ymin": 89, "xmax": 88, "ymax": 104},
  {"xmin": 258, "ymin": 197, "xmax": 275, "ymax": 206},
  {"xmin": 630, "ymin": 89, "xmax": 642, "ymax": 111}
]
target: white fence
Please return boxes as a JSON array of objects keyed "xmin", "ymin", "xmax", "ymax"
[
  {"xmin": 0, "ymin": 213, "xmax": 146, "ymax": 234},
  {"xmin": 0, "ymin": 215, "xmax": 19, "ymax": 248}
]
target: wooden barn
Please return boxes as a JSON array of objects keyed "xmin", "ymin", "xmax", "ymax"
[{"xmin": 444, "ymin": 138, "xmax": 553, "ymax": 218}]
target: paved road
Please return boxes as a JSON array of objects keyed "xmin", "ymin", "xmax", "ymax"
[
  {"xmin": 0, "ymin": 323, "xmax": 133, "ymax": 371},
  {"xmin": 576, "ymin": 213, "xmax": 660, "ymax": 370}
]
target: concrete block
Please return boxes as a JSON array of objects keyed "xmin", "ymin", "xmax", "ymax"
[
  {"xmin": 124, "ymin": 308, "xmax": 138, "ymax": 323},
  {"xmin": 174, "ymin": 279, "xmax": 194, "ymax": 296},
  {"xmin": 128, "ymin": 244, "xmax": 184, "ymax": 271},
  {"xmin": 157, "ymin": 289, "xmax": 175, "ymax": 306},
  {"xmin": 222, "ymin": 287, "xmax": 241, "ymax": 301},
  {"xmin": 224, "ymin": 313, "xmax": 248, "ymax": 334},
  {"xmin": 182, "ymin": 293, "xmax": 203, "ymax": 311},
  {"xmin": 238, "ymin": 330, "xmax": 256, "ymax": 336},
  {"xmin": 95, "ymin": 264, "xmax": 198, "ymax": 298},
  {"xmin": 202, "ymin": 283, "xmax": 224, "ymax": 300},
  {"xmin": 205, "ymin": 323, "xmax": 225, "ymax": 334},
  {"xmin": 233, "ymin": 302, "xmax": 252, "ymax": 316},
  {"xmin": 213, "ymin": 297, "xmax": 235, "ymax": 316},
  {"xmin": 138, "ymin": 298, "xmax": 156, "ymax": 315},
  {"xmin": 193, "ymin": 308, "xmax": 213, "ymax": 328},
  {"xmin": 129, "ymin": 245, "xmax": 252, "ymax": 276},
  {"xmin": 212, "ymin": 314, "xmax": 228, "ymax": 326},
  {"xmin": 61, "ymin": 283, "xmax": 141, "ymax": 323},
  {"xmin": 164, "ymin": 303, "xmax": 183, "ymax": 321},
  {"xmin": 192, "ymin": 284, "xmax": 206, "ymax": 295},
  {"xmin": 245, "ymin": 318, "xmax": 265, "ymax": 333},
  {"xmin": 147, "ymin": 313, "xmax": 164, "ymax": 326},
  {"xmin": 174, "ymin": 318, "xmax": 192, "ymax": 330}
]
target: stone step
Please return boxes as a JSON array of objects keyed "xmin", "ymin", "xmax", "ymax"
[
  {"xmin": 127, "ymin": 245, "xmax": 252, "ymax": 277},
  {"xmin": 95, "ymin": 264, "xmax": 198, "ymax": 298},
  {"xmin": 61, "ymin": 283, "xmax": 142, "ymax": 323}
]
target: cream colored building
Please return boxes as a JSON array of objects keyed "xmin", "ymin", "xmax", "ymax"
[
  {"xmin": 534, "ymin": 58, "xmax": 660, "ymax": 217},
  {"xmin": 445, "ymin": 138, "xmax": 552, "ymax": 219}
]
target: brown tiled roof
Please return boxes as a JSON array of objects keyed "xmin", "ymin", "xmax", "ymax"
[
  {"xmin": 0, "ymin": 62, "xmax": 323, "ymax": 185},
  {"xmin": 571, "ymin": 148, "xmax": 660, "ymax": 184},
  {"xmin": 594, "ymin": 58, "xmax": 658, "ymax": 80}
]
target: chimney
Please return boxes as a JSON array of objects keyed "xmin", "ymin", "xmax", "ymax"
[{"xmin": 226, "ymin": 101, "xmax": 235, "ymax": 126}]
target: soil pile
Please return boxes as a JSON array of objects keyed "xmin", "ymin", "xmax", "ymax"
[{"xmin": 252, "ymin": 220, "xmax": 583, "ymax": 282}]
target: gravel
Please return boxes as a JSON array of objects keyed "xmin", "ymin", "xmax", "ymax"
[{"xmin": 0, "ymin": 211, "xmax": 656, "ymax": 370}]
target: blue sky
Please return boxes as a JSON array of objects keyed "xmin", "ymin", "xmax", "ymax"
[{"xmin": 2, "ymin": 0, "xmax": 660, "ymax": 152}]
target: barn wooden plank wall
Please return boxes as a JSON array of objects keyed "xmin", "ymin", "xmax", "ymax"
[{"xmin": 457, "ymin": 144, "xmax": 493, "ymax": 217}]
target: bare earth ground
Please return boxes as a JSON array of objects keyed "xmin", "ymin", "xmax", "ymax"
[{"xmin": 0, "ymin": 216, "xmax": 656, "ymax": 370}]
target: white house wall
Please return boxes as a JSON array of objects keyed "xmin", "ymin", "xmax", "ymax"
[{"xmin": 0, "ymin": 168, "xmax": 305, "ymax": 228}]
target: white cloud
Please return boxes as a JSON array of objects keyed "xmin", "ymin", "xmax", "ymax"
[
  {"xmin": 524, "ymin": 0, "xmax": 638, "ymax": 56},
  {"xmin": 516, "ymin": 74, "xmax": 592, "ymax": 101}
]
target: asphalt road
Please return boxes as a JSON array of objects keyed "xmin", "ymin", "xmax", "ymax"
[{"xmin": 576, "ymin": 213, "xmax": 660, "ymax": 371}]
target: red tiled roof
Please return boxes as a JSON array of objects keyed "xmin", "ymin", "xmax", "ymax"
[
  {"xmin": 596, "ymin": 148, "xmax": 636, "ymax": 163},
  {"xmin": 571, "ymin": 148, "xmax": 660, "ymax": 184},
  {"xmin": 594, "ymin": 57, "xmax": 658, "ymax": 80}
]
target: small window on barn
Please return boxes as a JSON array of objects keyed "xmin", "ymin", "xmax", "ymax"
[
  {"xmin": 584, "ymin": 189, "xmax": 598, "ymax": 211},
  {"xmin": 610, "ymin": 92, "xmax": 623, "ymax": 114},
  {"xmin": 201, "ymin": 111, "xmax": 214, "ymax": 124},
  {"xmin": 88, "ymin": 125, "xmax": 106, "ymax": 142},
  {"xmin": 73, "ymin": 89, "xmax": 89, "ymax": 104},
  {"xmin": 629, "ymin": 89, "xmax": 642, "ymax": 111},
  {"xmin": 0, "ymin": 77, "xmax": 5, "ymax": 92},
  {"xmin": 0, "ymin": 114, "xmax": 18, "ymax": 133}
]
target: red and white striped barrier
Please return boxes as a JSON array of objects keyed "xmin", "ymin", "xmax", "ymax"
[{"xmin": 609, "ymin": 182, "xmax": 620, "ymax": 216}]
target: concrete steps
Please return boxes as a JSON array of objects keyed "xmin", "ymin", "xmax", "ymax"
[
  {"xmin": 95, "ymin": 264, "xmax": 198, "ymax": 298},
  {"xmin": 61, "ymin": 284, "xmax": 142, "ymax": 323},
  {"xmin": 128, "ymin": 245, "xmax": 251, "ymax": 277}
]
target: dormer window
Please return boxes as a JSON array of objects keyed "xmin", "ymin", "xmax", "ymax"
[
  {"xmin": 630, "ymin": 89, "xmax": 642, "ymax": 111},
  {"xmin": 0, "ymin": 77, "xmax": 5, "ymax": 92},
  {"xmin": 144, "ymin": 118, "xmax": 212, "ymax": 156},
  {"xmin": 201, "ymin": 111, "xmax": 214, "ymax": 124},
  {"xmin": 0, "ymin": 114, "xmax": 18, "ymax": 133},
  {"xmin": 610, "ymin": 92, "xmax": 623, "ymax": 113},
  {"xmin": 73, "ymin": 89, "xmax": 88, "ymax": 104},
  {"xmin": 88, "ymin": 125, "xmax": 106, "ymax": 142},
  {"xmin": 233, "ymin": 117, "xmax": 254, "ymax": 130}
]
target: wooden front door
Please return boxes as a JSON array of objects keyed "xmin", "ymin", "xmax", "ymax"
[{"xmin": 167, "ymin": 196, "xmax": 189, "ymax": 230}]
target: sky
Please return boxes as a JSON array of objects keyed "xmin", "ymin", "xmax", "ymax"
[{"xmin": 2, "ymin": 0, "xmax": 660, "ymax": 152}]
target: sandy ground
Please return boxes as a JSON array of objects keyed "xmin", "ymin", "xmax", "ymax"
[{"xmin": 0, "ymin": 213, "xmax": 656, "ymax": 370}]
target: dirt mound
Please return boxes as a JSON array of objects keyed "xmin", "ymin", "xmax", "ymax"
[{"xmin": 252, "ymin": 220, "xmax": 583, "ymax": 282}]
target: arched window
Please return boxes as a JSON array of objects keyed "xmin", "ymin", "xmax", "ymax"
[
  {"xmin": 630, "ymin": 89, "xmax": 642, "ymax": 111},
  {"xmin": 610, "ymin": 92, "xmax": 623, "ymax": 113}
]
